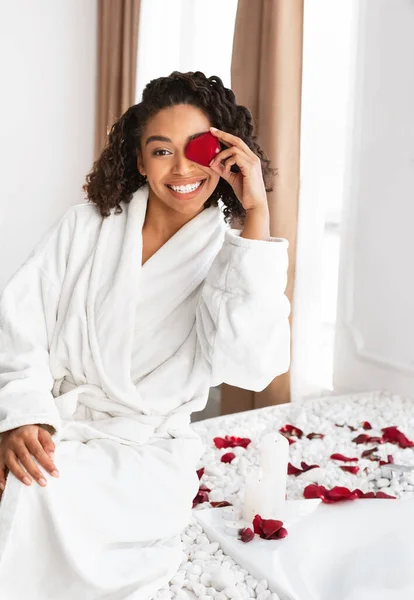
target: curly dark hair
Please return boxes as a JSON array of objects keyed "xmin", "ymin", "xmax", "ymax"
[{"xmin": 83, "ymin": 71, "xmax": 276, "ymax": 226}]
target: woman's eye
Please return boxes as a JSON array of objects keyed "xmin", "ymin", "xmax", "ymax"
[{"xmin": 153, "ymin": 149, "xmax": 171, "ymax": 156}]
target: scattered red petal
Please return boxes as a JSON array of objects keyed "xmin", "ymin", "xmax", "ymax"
[
  {"xmin": 307, "ymin": 432, "xmax": 325, "ymax": 439},
  {"xmin": 196, "ymin": 467, "xmax": 205, "ymax": 480},
  {"xmin": 253, "ymin": 514, "xmax": 287, "ymax": 540},
  {"xmin": 361, "ymin": 447, "xmax": 378, "ymax": 458},
  {"xmin": 192, "ymin": 488, "xmax": 210, "ymax": 507},
  {"xmin": 239, "ymin": 527, "xmax": 255, "ymax": 543},
  {"xmin": 287, "ymin": 462, "xmax": 302, "ymax": 476},
  {"xmin": 221, "ymin": 452, "xmax": 236, "ymax": 464},
  {"xmin": 352, "ymin": 434, "xmax": 383, "ymax": 444},
  {"xmin": 340, "ymin": 465, "xmax": 360, "ymax": 474},
  {"xmin": 348, "ymin": 425, "xmax": 357, "ymax": 432},
  {"xmin": 288, "ymin": 461, "xmax": 319, "ymax": 476},
  {"xmin": 362, "ymin": 421, "xmax": 372, "ymax": 430},
  {"xmin": 279, "ymin": 424, "xmax": 303, "ymax": 439},
  {"xmin": 381, "ymin": 426, "xmax": 414, "ymax": 449},
  {"xmin": 379, "ymin": 454, "xmax": 394, "ymax": 466},
  {"xmin": 213, "ymin": 435, "xmax": 251, "ymax": 449},
  {"xmin": 367, "ymin": 455, "xmax": 381, "ymax": 462},
  {"xmin": 375, "ymin": 491, "xmax": 396, "ymax": 499},
  {"xmin": 199, "ymin": 485, "xmax": 211, "ymax": 492},
  {"xmin": 330, "ymin": 453, "xmax": 359, "ymax": 462},
  {"xmin": 304, "ymin": 484, "xmax": 359, "ymax": 503},
  {"xmin": 211, "ymin": 501, "xmax": 233, "ymax": 508}
]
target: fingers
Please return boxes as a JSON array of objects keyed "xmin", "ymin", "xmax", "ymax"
[
  {"xmin": 37, "ymin": 426, "xmax": 56, "ymax": 460},
  {"xmin": 210, "ymin": 127, "xmax": 255, "ymax": 158},
  {"xmin": 0, "ymin": 457, "xmax": 7, "ymax": 493},
  {"xmin": 4, "ymin": 449, "xmax": 33, "ymax": 486},
  {"xmin": 27, "ymin": 436, "xmax": 59, "ymax": 478}
]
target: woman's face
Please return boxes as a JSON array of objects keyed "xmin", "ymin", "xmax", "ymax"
[{"xmin": 137, "ymin": 104, "xmax": 220, "ymax": 217}]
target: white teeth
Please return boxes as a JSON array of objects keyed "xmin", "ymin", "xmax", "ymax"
[{"xmin": 169, "ymin": 180, "xmax": 203, "ymax": 193}]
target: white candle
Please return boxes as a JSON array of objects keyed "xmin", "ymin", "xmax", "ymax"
[
  {"xmin": 241, "ymin": 433, "xmax": 289, "ymax": 521},
  {"xmin": 260, "ymin": 432, "xmax": 289, "ymax": 517}
]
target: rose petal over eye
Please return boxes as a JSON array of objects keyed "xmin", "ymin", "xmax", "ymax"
[
  {"xmin": 340, "ymin": 466, "xmax": 360, "ymax": 474},
  {"xmin": 221, "ymin": 452, "xmax": 236, "ymax": 464},
  {"xmin": 330, "ymin": 453, "xmax": 359, "ymax": 462}
]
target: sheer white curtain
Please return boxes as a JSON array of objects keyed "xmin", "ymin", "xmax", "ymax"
[
  {"xmin": 291, "ymin": 0, "xmax": 357, "ymax": 401},
  {"xmin": 135, "ymin": 0, "xmax": 238, "ymax": 102}
]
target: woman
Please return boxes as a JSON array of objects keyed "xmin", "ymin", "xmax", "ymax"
[{"xmin": 0, "ymin": 71, "xmax": 290, "ymax": 599}]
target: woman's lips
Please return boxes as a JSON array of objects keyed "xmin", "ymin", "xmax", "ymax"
[{"xmin": 165, "ymin": 179, "xmax": 206, "ymax": 200}]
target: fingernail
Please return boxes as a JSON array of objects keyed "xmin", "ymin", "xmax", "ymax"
[
  {"xmin": 51, "ymin": 470, "xmax": 59, "ymax": 478},
  {"xmin": 0, "ymin": 483, "xmax": 4, "ymax": 491},
  {"xmin": 23, "ymin": 477, "xmax": 31, "ymax": 486},
  {"xmin": 48, "ymin": 452, "xmax": 54, "ymax": 459},
  {"xmin": 209, "ymin": 160, "xmax": 215, "ymax": 167},
  {"xmin": 210, "ymin": 127, "xmax": 218, "ymax": 132},
  {"xmin": 39, "ymin": 478, "xmax": 47, "ymax": 487}
]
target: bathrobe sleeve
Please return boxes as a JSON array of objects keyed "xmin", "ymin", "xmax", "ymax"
[
  {"xmin": 196, "ymin": 228, "xmax": 291, "ymax": 392},
  {"xmin": 0, "ymin": 211, "xmax": 75, "ymax": 435}
]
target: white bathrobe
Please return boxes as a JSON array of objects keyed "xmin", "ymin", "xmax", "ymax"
[{"xmin": 0, "ymin": 184, "xmax": 290, "ymax": 599}]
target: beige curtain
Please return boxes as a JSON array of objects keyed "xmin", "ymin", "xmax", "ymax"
[
  {"xmin": 94, "ymin": 0, "xmax": 141, "ymax": 159},
  {"xmin": 221, "ymin": 0, "xmax": 304, "ymax": 414}
]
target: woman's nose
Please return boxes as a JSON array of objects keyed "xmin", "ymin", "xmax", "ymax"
[{"xmin": 171, "ymin": 152, "xmax": 196, "ymax": 175}]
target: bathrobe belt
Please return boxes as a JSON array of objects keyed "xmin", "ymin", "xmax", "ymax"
[{"xmin": 51, "ymin": 377, "xmax": 195, "ymax": 446}]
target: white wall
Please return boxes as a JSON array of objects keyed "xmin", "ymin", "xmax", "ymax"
[
  {"xmin": 0, "ymin": 0, "xmax": 97, "ymax": 291},
  {"xmin": 334, "ymin": 0, "xmax": 414, "ymax": 398}
]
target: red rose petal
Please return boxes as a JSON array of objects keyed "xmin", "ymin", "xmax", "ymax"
[
  {"xmin": 361, "ymin": 447, "xmax": 379, "ymax": 458},
  {"xmin": 185, "ymin": 131, "xmax": 221, "ymax": 167},
  {"xmin": 340, "ymin": 465, "xmax": 360, "ymax": 474},
  {"xmin": 261, "ymin": 519, "xmax": 284, "ymax": 539},
  {"xmin": 210, "ymin": 501, "xmax": 232, "ymax": 508},
  {"xmin": 325, "ymin": 486, "xmax": 359, "ymax": 502},
  {"xmin": 214, "ymin": 435, "xmax": 251, "ymax": 449},
  {"xmin": 381, "ymin": 426, "xmax": 414, "ymax": 449},
  {"xmin": 375, "ymin": 491, "xmax": 396, "ymax": 499},
  {"xmin": 288, "ymin": 462, "xmax": 302, "ymax": 476},
  {"xmin": 307, "ymin": 432, "xmax": 325, "ymax": 440},
  {"xmin": 192, "ymin": 489, "xmax": 209, "ymax": 507},
  {"xmin": 304, "ymin": 484, "xmax": 360, "ymax": 503},
  {"xmin": 199, "ymin": 485, "xmax": 211, "ymax": 492},
  {"xmin": 352, "ymin": 434, "xmax": 372, "ymax": 444},
  {"xmin": 274, "ymin": 527, "xmax": 288, "ymax": 539},
  {"xmin": 301, "ymin": 461, "xmax": 319, "ymax": 472},
  {"xmin": 252, "ymin": 514, "xmax": 264, "ymax": 535},
  {"xmin": 221, "ymin": 452, "xmax": 236, "ymax": 464},
  {"xmin": 279, "ymin": 424, "xmax": 303, "ymax": 439},
  {"xmin": 196, "ymin": 467, "xmax": 205, "ymax": 480},
  {"xmin": 330, "ymin": 453, "xmax": 359, "ymax": 462},
  {"xmin": 362, "ymin": 421, "xmax": 372, "ymax": 430},
  {"xmin": 239, "ymin": 527, "xmax": 255, "ymax": 543}
]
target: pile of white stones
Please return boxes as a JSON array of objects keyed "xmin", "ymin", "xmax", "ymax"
[{"xmin": 154, "ymin": 391, "xmax": 414, "ymax": 599}]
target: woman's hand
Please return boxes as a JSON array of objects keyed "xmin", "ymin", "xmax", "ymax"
[
  {"xmin": 208, "ymin": 127, "xmax": 268, "ymax": 213},
  {"xmin": 0, "ymin": 425, "xmax": 59, "ymax": 497}
]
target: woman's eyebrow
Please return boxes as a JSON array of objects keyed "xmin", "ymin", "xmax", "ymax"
[{"xmin": 145, "ymin": 132, "xmax": 207, "ymax": 146}]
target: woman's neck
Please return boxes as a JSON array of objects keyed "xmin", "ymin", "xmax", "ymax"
[{"xmin": 143, "ymin": 187, "xmax": 205, "ymax": 239}]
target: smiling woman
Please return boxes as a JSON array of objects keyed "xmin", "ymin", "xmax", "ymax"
[{"xmin": 0, "ymin": 71, "xmax": 291, "ymax": 599}]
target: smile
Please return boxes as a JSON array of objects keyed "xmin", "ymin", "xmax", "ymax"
[{"xmin": 166, "ymin": 179, "xmax": 206, "ymax": 195}]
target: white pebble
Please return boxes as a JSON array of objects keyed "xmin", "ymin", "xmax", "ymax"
[
  {"xmin": 200, "ymin": 573, "xmax": 212, "ymax": 586},
  {"xmin": 194, "ymin": 551, "xmax": 211, "ymax": 560},
  {"xmin": 215, "ymin": 594, "xmax": 227, "ymax": 600},
  {"xmin": 210, "ymin": 568, "xmax": 237, "ymax": 591},
  {"xmin": 257, "ymin": 591, "xmax": 271, "ymax": 600},
  {"xmin": 376, "ymin": 478, "xmax": 390, "ymax": 488},
  {"xmin": 192, "ymin": 564, "xmax": 203, "ymax": 576},
  {"xmin": 257, "ymin": 580, "xmax": 268, "ymax": 590},
  {"xmin": 245, "ymin": 577, "xmax": 257, "ymax": 590},
  {"xmin": 193, "ymin": 583, "xmax": 206, "ymax": 597},
  {"xmin": 223, "ymin": 586, "xmax": 242, "ymax": 599},
  {"xmin": 171, "ymin": 572, "xmax": 186, "ymax": 587},
  {"xmin": 207, "ymin": 587, "xmax": 217, "ymax": 597}
]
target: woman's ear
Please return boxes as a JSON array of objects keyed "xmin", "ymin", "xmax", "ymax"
[{"xmin": 136, "ymin": 151, "xmax": 146, "ymax": 177}]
